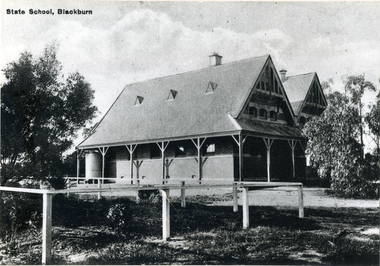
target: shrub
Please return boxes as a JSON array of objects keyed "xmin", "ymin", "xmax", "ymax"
[
  {"xmin": 0, "ymin": 191, "xmax": 42, "ymax": 241},
  {"xmin": 46, "ymin": 176, "xmax": 68, "ymax": 190},
  {"xmin": 53, "ymin": 194, "xmax": 109, "ymax": 227},
  {"xmin": 329, "ymin": 161, "xmax": 379, "ymax": 199},
  {"xmin": 106, "ymin": 199, "xmax": 133, "ymax": 235},
  {"xmin": 138, "ymin": 189, "xmax": 160, "ymax": 203},
  {"xmin": 0, "ymin": 179, "xmax": 43, "ymax": 241}
]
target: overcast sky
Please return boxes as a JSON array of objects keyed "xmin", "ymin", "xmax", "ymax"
[{"xmin": 1, "ymin": 0, "xmax": 379, "ymax": 147}]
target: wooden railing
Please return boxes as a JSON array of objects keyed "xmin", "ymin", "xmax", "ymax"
[
  {"xmin": 0, "ymin": 181, "xmax": 304, "ymax": 265},
  {"xmin": 64, "ymin": 176, "xmax": 117, "ymax": 185}
]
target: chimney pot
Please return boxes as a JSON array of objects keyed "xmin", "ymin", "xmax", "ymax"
[
  {"xmin": 209, "ymin": 52, "xmax": 222, "ymax": 66},
  {"xmin": 279, "ymin": 69, "xmax": 287, "ymax": 82}
]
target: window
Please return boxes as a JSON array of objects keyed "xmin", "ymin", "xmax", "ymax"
[
  {"xmin": 269, "ymin": 111, "xmax": 277, "ymax": 121},
  {"xmin": 206, "ymin": 143, "xmax": 215, "ymax": 154},
  {"xmin": 150, "ymin": 144, "xmax": 161, "ymax": 158},
  {"xmin": 175, "ymin": 145, "xmax": 186, "ymax": 157},
  {"xmin": 249, "ymin": 107, "xmax": 257, "ymax": 117},
  {"xmin": 259, "ymin": 109, "xmax": 267, "ymax": 119}
]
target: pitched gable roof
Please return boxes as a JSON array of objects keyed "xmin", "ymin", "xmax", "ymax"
[
  {"xmin": 284, "ymin": 72, "xmax": 327, "ymax": 117},
  {"xmin": 79, "ymin": 55, "xmax": 303, "ymax": 149},
  {"xmin": 283, "ymin": 72, "xmax": 316, "ymax": 115},
  {"xmin": 238, "ymin": 56, "xmax": 297, "ymax": 126}
]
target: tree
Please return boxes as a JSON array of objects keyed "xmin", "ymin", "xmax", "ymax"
[
  {"xmin": 365, "ymin": 91, "xmax": 380, "ymax": 153},
  {"xmin": 344, "ymin": 75, "xmax": 376, "ymax": 157},
  {"xmin": 365, "ymin": 90, "xmax": 380, "ymax": 183},
  {"xmin": 1, "ymin": 44, "xmax": 98, "ymax": 185},
  {"xmin": 304, "ymin": 91, "xmax": 377, "ymax": 198}
]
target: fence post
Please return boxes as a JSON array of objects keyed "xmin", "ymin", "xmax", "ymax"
[
  {"xmin": 136, "ymin": 180, "xmax": 140, "ymax": 202},
  {"xmin": 233, "ymin": 184, "xmax": 238, "ymax": 212},
  {"xmin": 181, "ymin": 181, "xmax": 186, "ymax": 208},
  {"xmin": 298, "ymin": 185, "xmax": 304, "ymax": 218},
  {"xmin": 242, "ymin": 187, "xmax": 249, "ymax": 229},
  {"xmin": 42, "ymin": 193, "xmax": 52, "ymax": 265},
  {"xmin": 98, "ymin": 179, "xmax": 101, "ymax": 199},
  {"xmin": 161, "ymin": 189, "xmax": 170, "ymax": 241}
]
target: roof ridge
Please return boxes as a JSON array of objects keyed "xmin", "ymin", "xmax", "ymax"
[
  {"xmin": 286, "ymin": 72, "xmax": 316, "ymax": 79},
  {"xmin": 123, "ymin": 54, "xmax": 271, "ymax": 89}
]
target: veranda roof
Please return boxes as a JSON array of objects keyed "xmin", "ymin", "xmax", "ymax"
[{"xmin": 79, "ymin": 55, "xmax": 303, "ymax": 149}]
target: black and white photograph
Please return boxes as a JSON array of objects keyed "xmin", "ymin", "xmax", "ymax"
[{"xmin": 0, "ymin": 0, "xmax": 379, "ymax": 265}]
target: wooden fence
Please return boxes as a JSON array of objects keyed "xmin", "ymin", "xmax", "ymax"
[{"xmin": 0, "ymin": 181, "xmax": 304, "ymax": 265}]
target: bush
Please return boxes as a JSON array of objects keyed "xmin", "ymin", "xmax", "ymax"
[
  {"xmin": 0, "ymin": 189, "xmax": 42, "ymax": 241},
  {"xmin": 138, "ymin": 189, "xmax": 160, "ymax": 203},
  {"xmin": 53, "ymin": 195, "xmax": 134, "ymax": 232},
  {"xmin": 53, "ymin": 194, "xmax": 109, "ymax": 227},
  {"xmin": 46, "ymin": 176, "xmax": 68, "ymax": 190},
  {"xmin": 106, "ymin": 201, "xmax": 133, "ymax": 235},
  {"xmin": 329, "ymin": 157, "xmax": 379, "ymax": 199}
]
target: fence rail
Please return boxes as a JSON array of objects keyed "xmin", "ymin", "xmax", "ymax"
[{"xmin": 0, "ymin": 181, "xmax": 304, "ymax": 265}]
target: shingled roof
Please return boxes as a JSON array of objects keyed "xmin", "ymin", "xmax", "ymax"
[
  {"xmin": 282, "ymin": 72, "xmax": 316, "ymax": 115},
  {"xmin": 79, "ymin": 55, "xmax": 304, "ymax": 149}
]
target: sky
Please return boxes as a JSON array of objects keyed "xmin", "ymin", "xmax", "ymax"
[{"xmin": 1, "ymin": 0, "xmax": 379, "ymax": 149}]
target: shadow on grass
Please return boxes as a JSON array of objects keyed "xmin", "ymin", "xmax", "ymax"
[{"xmin": 169, "ymin": 203, "xmax": 321, "ymax": 236}]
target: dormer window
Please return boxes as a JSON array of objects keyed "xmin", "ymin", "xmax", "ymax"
[
  {"xmin": 206, "ymin": 82, "xmax": 218, "ymax": 93},
  {"xmin": 167, "ymin": 89, "xmax": 178, "ymax": 100},
  {"xmin": 134, "ymin": 96, "xmax": 144, "ymax": 106}
]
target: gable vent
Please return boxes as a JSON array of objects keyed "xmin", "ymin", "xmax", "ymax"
[
  {"xmin": 134, "ymin": 96, "xmax": 144, "ymax": 106},
  {"xmin": 206, "ymin": 82, "xmax": 218, "ymax": 93},
  {"xmin": 167, "ymin": 89, "xmax": 178, "ymax": 100}
]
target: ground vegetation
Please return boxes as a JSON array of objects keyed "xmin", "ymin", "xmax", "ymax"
[{"xmin": 0, "ymin": 192, "xmax": 378, "ymax": 265}]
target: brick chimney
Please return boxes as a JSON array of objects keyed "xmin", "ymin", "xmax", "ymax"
[
  {"xmin": 209, "ymin": 52, "xmax": 222, "ymax": 66},
  {"xmin": 279, "ymin": 69, "xmax": 287, "ymax": 82}
]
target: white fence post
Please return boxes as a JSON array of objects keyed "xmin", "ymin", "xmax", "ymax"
[
  {"xmin": 242, "ymin": 187, "xmax": 249, "ymax": 229},
  {"xmin": 181, "ymin": 181, "xmax": 186, "ymax": 208},
  {"xmin": 233, "ymin": 185, "xmax": 238, "ymax": 212},
  {"xmin": 97, "ymin": 178, "xmax": 101, "ymax": 199},
  {"xmin": 161, "ymin": 189, "xmax": 170, "ymax": 241},
  {"xmin": 298, "ymin": 185, "xmax": 304, "ymax": 218},
  {"xmin": 42, "ymin": 193, "xmax": 52, "ymax": 265}
]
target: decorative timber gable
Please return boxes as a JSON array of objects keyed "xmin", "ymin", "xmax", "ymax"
[
  {"xmin": 302, "ymin": 75, "xmax": 326, "ymax": 113},
  {"xmin": 239, "ymin": 56, "xmax": 296, "ymax": 126},
  {"xmin": 296, "ymin": 74, "xmax": 327, "ymax": 125}
]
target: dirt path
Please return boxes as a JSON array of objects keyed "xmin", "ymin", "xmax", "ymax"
[{"xmin": 200, "ymin": 187, "xmax": 379, "ymax": 208}]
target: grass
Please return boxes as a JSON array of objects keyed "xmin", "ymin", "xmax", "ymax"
[{"xmin": 0, "ymin": 194, "xmax": 379, "ymax": 265}]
